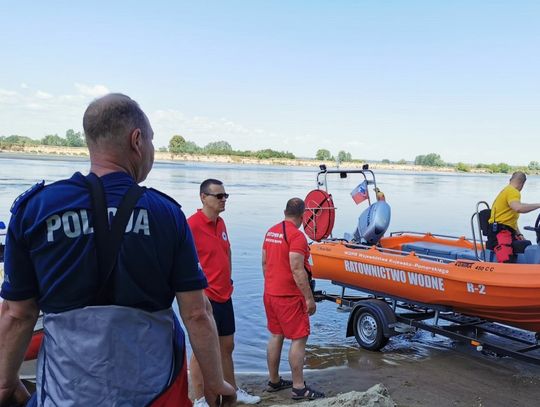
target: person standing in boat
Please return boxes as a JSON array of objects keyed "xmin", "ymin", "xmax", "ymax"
[
  {"xmin": 487, "ymin": 171, "xmax": 540, "ymax": 263},
  {"xmin": 0, "ymin": 94, "xmax": 235, "ymax": 407},
  {"xmin": 261, "ymin": 197, "xmax": 324, "ymax": 401},
  {"xmin": 188, "ymin": 179, "xmax": 260, "ymax": 406}
]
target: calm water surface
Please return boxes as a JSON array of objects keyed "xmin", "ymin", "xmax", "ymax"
[{"xmin": 2, "ymin": 155, "xmax": 540, "ymax": 373}]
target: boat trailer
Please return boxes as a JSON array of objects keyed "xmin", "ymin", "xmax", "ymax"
[{"xmin": 314, "ymin": 282, "xmax": 540, "ymax": 366}]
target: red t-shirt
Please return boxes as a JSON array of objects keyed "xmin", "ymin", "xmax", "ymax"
[
  {"xmin": 188, "ymin": 209, "xmax": 232, "ymax": 303},
  {"xmin": 262, "ymin": 220, "xmax": 311, "ymax": 297}
]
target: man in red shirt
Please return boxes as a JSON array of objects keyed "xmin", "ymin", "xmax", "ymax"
[
  {"xmin": 262, "ymin": 198, "xmax": 324, "ymax": 401},
  {"xmin": 188, "ymin": 179, "xmax": 260, "ymax": 406}
]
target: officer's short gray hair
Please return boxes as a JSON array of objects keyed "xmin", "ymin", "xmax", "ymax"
[{"xmin": 83, "ymin": 93, "xmax": 148, "ymax": 145}]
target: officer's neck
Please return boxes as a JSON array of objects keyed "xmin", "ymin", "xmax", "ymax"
[
  {"xmin": 202, "ymin": 207, "xmax": 220, "ymax": 223},
  {"xmin": 89, "ymin": 151, "xmax": 139, "ymax": 182}
]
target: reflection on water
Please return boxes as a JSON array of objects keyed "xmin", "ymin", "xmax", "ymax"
[
  {"xmin": 305, "ymin": 331, "xmax": 454, "ymax": 371},
  {"xmin": 4, "ymin": 157, "xmax": 540, "ymax": 373}
]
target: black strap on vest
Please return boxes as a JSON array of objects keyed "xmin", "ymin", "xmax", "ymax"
[{"xmin": 85, "ymin": 173, "xmax": 145, "ymax": 305}]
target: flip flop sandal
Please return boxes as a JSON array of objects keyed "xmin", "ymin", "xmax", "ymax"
[
  {"xmin": 291, "ymin": 383, "xmax": 325, "ymax": 400},
  {"xmin": 266, "ymin": 377, "xmax": 293, "ymax": 392}
]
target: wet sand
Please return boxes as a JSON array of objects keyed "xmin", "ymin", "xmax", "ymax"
[{"xmin": 235, "ymin": 336, "xmax": 540, "ymax": 407}]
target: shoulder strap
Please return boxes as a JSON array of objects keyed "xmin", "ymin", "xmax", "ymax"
[
  {"xmin": 281, "ymin": 221, "xmax": 288, "ymax": 244},
  {"xmin": 85, "ymin": 173, "xmax": 145, "ymax": 305}
]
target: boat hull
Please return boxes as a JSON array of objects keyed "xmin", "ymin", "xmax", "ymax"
[{"xmin": 310, "ymin": 240, "xmax": 540, "ymax": 333}]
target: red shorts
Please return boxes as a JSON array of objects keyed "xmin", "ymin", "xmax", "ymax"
[{"xmin": 263, "ymin": 294, "xmax": 310, "ymax": 340}]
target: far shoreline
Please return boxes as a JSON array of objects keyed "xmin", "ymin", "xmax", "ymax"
[{"xmin": 0, "ymin": 145, "xmax": 508, "ymax": 175}]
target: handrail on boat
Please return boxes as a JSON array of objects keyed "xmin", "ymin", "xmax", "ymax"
[
  {"xmin": 389, "ymin": 230, "xmax": 475, "ymax": 242},
  {"xmin": 316, "ymin": 166, "xmax": 377, "ymax": 207},
  {"xmin": 470, "ymin": 201, "xmax": 490, "ymax": 262}
]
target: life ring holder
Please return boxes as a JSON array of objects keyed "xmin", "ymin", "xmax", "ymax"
[{"xmin": 303, "ymin": 189, "xmax": 336, "ymax": 241}]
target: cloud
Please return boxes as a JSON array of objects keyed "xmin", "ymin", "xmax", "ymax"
[
  {"xmin": 0, "ymin": 89, "xmax": 18, "ymax": 97},
  {"xmin": 150, "ymin": 109, "xmax": 279, "ymax": 150},
  {"xmin": 0, "ymin": 83, "xmax": 112, "ymax": 138},
  {"xmin": 35, "ymin": 90, "xmax": 53, "ymax": 99},
  {"xmin": 74, "ymin": 83, "xmax": 110, "ymax": 98}
]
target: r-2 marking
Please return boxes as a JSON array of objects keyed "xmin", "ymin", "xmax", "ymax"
[{"xmin": 466, "ymin": 283, "xmax": 486, "ymax": 295}]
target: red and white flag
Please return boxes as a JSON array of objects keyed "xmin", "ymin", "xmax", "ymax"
[{"xmin": 350, "ymin": 181, "xmax": 368, "ymax": 205}]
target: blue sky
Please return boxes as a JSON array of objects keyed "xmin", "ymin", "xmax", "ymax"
[{"xmin": 1, "ymin": 1, "xmax": 539, "ymax": 165}]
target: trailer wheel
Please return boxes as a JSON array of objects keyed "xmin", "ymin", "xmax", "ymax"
[{"xmin": 353, "ymin": 308, "xmax": 389, "ymax": 350}]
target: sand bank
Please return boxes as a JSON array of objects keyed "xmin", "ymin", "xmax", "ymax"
[
  {"xmin": 235, "ymin": 342, "xmax": 540, "ymax": 407},
  {"xmin": 0, "ymin": 146, "xmax": 487, "ymax": 173}
]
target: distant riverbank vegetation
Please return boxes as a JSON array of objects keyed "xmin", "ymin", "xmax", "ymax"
[
  {"xmin": 1, "ymin": 131, "xmax": 539, "ymax": 175},
  {"xmin": 167, "ymin": 135, "xmax": 295, "ymax": 160}
]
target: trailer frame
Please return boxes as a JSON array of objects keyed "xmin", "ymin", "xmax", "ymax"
[{"xmin": 315, "ymin": 281, "xmax": 540, "ymax": 365}]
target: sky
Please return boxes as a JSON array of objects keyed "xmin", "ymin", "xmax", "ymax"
[{"xmin": 0, "ymin": 1, "xmax": 539, "ymax": 165}]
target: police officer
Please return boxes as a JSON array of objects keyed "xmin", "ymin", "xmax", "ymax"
[{"xmin": 0, "ymin": 94, "xmax": 235, "ymax": 406}]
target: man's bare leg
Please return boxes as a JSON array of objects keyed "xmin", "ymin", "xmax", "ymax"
[
  {"xmin": 289, "ymin": 336, "xmax": 308, "ymax": 389},
  {"xmin": 267, "ymin": 333, "xmax": 284, "ymax": 383},
  {"xmin": 219, "ymin": 334, "xmax": 237, "ymax": 389}
]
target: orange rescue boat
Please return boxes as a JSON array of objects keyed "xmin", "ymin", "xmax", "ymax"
[{"xmin": 304, "ymin": 166, "xmax": 540, "ymax": 334}]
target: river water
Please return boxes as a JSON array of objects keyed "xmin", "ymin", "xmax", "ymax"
[{"xmin": 2, "ymin": 155, "xmax": 540, "ymax": 373}]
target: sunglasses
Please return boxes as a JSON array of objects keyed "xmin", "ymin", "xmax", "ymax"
[{"xmin": 205, "ymin": 192, "xmax": 229, "ymax": 200}]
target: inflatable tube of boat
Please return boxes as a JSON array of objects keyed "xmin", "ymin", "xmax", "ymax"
[{"xmin": 356, "ymin": 201, "xmax": 391, "ymax": 245}]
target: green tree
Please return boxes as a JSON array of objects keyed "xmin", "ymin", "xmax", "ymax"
[
  {"xmin": 497, "ymin": 162, "xmax": 512, "ymax": 173},
  {"xmin": 254, "ymin": 149, "xmax": 295, "ymax": 159},
  {"xmin": 65, "ymin": 129, "xmax": 85, "ymax": 147},
  {"xmin": 315, "ymin": 149, "xmax": 332, "ymax": 161},
  {"xmin": 337, "ymin": 150, "xmax": 352, "ymax": 163},
  {"xmin": 1, "ymin": 135, "xmax": 39, "ymax": 147},
  {"xmin": 528, "ymin": 161, "xmax": 540, "ymax": 171},
  {"xmin": 41, "ymin": 134, "xmax": 67, "ymax": 146},
  {"xmin": 168, "ymin": 135, "xmax": 186, "ymax": 153},
  {"xmin": 456, "ymin": 162, "xmax": 470, "ymax": 172},
  {"xmin": 183, "ymin": 141, "xmax": 202, "ymax": 154},
  {"xmin": 414, "ymin": 153, "xmax": 445, "ymax": 167},
  {"xmin": 204, "ymin": 140, "xmax": 233, "ymax": 154},
  {"xmin": 381, "ymin": 159, "xmax": 391, "ymax": 164},
  {"xmin": 397, "ymin": 159, "xmax": 407, "ymax": 165}
]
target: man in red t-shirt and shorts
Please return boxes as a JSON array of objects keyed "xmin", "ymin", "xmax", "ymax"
[
  {"xmin": 262, "ymin": 198, "xmax": 324, "ymax": 401},
  {"xmin": 188, "ymin": 179, "xmax": 260, "ymax": 406}
]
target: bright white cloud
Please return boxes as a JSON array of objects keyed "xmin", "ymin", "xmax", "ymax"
[
  {"xmin": 35, "ymin": 90, "xmax": 53, "ymax": 99},
  {"xmin": 20, "ymin": 83, "xmax": 28, "ymax": 89},
  {"xmin": 74, "ymin": 83, "xmax": 110, "ymax": 98}
]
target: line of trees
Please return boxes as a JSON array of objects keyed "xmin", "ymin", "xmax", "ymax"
[
  {"xmin": 2, "ymin": 132, "xmax": 539, "ymax": 175},
  {"xmin": 0, "ymin": 130, "xmax": 85, "ymax": 148},
  {"xmin": 414, "ymin": 152, "xmax": 540, "ymax": 174},
  {"xmin": 168, "ymin": 135, "xmax": 295, "ymax": 159},
  {"xmin": 315, "ymin": 149, "xmax": 353, "ymax": 163}
]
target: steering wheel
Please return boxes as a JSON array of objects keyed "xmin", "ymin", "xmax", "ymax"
[{"xmin": 524, "ymin": 213, "xmax": 540, "ymax": 244}]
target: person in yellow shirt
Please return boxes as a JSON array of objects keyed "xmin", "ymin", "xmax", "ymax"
[{"xmin": 487, "ymin": 171, "xmax": 540, "ymax": 262}]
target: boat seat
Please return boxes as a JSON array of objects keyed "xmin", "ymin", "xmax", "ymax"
[
  {"xmin": 402, "ymin": 242, "xmax": 472, "ymax": 261},
  {"xmin": 457, "ymin": 249, "xmax": 496, "ymax": 262},
  {"xmin": 524, "ymin": 245, "xmax": 540, "ymax": 264}
]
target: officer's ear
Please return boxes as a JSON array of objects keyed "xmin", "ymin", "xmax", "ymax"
[{"xmin": 129, "ymin": 128, "xmax": 143, "ymax": 157}]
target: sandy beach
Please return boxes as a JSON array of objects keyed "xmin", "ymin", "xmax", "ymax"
[{"xmin": 235, "ymin": 341, "xmax": 540, "ymax": 407}]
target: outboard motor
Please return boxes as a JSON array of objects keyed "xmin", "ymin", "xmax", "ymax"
[{"xmin": 354, "ymin": 201, "xmax": 391, "ymax": 245}]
